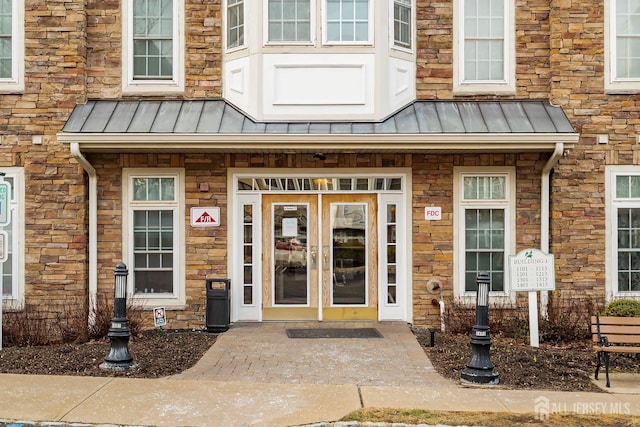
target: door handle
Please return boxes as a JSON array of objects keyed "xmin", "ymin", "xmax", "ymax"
[
  {"xmin": 311, "ymin": 246, "xmax": 317, "ymax": 267},
  {"xmin": 323, "ymin": 246, "xmax": 330, "ymax": 270}
]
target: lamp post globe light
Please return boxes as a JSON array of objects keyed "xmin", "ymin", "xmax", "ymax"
[
  {"xmin": 100, "ymin": 262, "xmax": 136, "ymax": 371},
  {"xmin": 461, "ymin": 271, "xmax": 499, "ymax": 385}
]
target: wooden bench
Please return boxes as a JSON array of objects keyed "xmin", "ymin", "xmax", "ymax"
[{"xmin": 591, "ymin": 314, "xmax": 640, "ymax": 387}]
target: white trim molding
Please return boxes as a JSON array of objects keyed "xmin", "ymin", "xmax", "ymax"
[
  {"xmin": 0, "ymin": 0, "xmax": 25, "ymax": 93},
  {"xmin": 605, "ymin": 165, "xmax": 640, "ymax": 300},
  {"xmin": 604, "ymin": 0, "xmax": 640, "ymax": 93},
  {"xmin": 122, "ymin": 168, "xmax": 186, "ymax": 308},
  {"xmin": 452, "ymin": 0, "xmax": 515, "ymax": 95},
  {"xmin": 453, "ymin": 166, "xmax": 517, "ymax": 304},
  {"xmin": 121, "ymin": 0, "xmax": 185, "ymax": 94}
]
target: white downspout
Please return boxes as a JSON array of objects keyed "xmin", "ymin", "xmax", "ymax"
[
  {"xmin": 70, "ymin": 143, "xmax": 98, "ymax": 328},
  {"xmin": 540, "ymin": 142, "xmax": 564, "ymax": 319}
]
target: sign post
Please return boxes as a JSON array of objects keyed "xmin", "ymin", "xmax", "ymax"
[
  {"xmin": 0, "ymin": 181, "xmax": 10, "ymax": 351},
  {"xmin": 508, "ymin": 248, "xmax": 556, "ymax": 348}
]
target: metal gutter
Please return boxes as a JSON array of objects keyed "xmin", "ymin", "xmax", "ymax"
[
  {"xmin": 529, "ymin": 142, "xmax": 565, "ymax": 348},
  {"xmin": 57, "ymin": 132, "xmax": 579, "ymax": 154},
  {"xmin": 70, "ymin": 142, "xmax": 98, "ymax": 328}
]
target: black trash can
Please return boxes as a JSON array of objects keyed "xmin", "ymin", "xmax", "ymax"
[{"xmin": 206, "ymin": 278, "xmax": 231, "ymax": 332}]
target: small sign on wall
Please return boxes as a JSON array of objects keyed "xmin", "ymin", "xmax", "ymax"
[
  {"xmin": 425, "ymin": 207, "xmax": 442, "ymax": 221},
  {"xmin": 191, "ymin": 207, "xmax": 220, "ymax": 227},
  {"xmin": 154, "ymin": 307, "xmax": 166, "ymax": 327}
]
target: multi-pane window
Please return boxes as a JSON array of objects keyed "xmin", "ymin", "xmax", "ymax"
[
  {"xmin": 607, "ymin": 0, "xmax": 640, "ymax": 91},
  {"xmin": 456, "ymin": 170, "xmax": 513, "ymax": 296},
  {"xmin": 454, "ymin": 0, "xmax": 513, "ymax": 94},
  {"xmin": 393, "ymin": 0, "xmax": 411, "ymax": 48},
  {"xmin": 133, "ymin": 0, "xmax": 173, "ymax": 80},
  {"xmin": 0, "ymin": 0, "xmax": 23, "ymax": 91},
  {"xmin": 462, "ymin": 0, "xmax": 505, "ymax": 81},
  {"xmin": 243, "ymin": 204, "xmax": 254, "ymax": 305},
  {"xmin": 0, "ymin": 170, "xmax": 23, "ymax": 305},
  {"xmin": 613, "ymin": 174, "xmax": 640, "ymax": 293},
  {"xmin": 268, "ymin": 0, "xmax": 311, "ymax": 42},
  {"xmin": 386, "ymin": 204, "xmax": 397, "ymax": 304},
  {"xmin": 614, "ymin": 0, "xmax": 640, "ymax": 79},
  {"xmin": 0, "ymin": 0, "xmax": 11, "ymax": 79},
  {"xmin": 326, "ymin": 0, "xmax": 370, "ymax": 43},
  {"xmin": 126, "ymin": 171, "xmax": 184, "ymax": 303},
  {"xmin": 227, "ymin": 0, "xmax": 244, "ymax": 49}
]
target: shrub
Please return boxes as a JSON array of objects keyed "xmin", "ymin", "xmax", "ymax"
[
  {"xmin": 2, "ymin": 304, "xmax": 59, "ymax": 346},
  {"xmin": 443, "ymin": 293, "xmax": 602, "ymax": 344},
  {"xmin": 88, "ymin": 295, "xmax": 146, "ymax": 340},
  {"xmin": 603, "ymin": 299, "xmax": 640, "ymax": 317}
]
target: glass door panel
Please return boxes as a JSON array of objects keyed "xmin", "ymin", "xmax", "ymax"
[
  {"xmin": 321, "ymin": 194, "xmax": 378, "ymax": 320},
  {"xmin": 332, "ymin": 204, "xmax": 367, "ymax": 305},
  {"xmin": 262, "ymin": 194, "xmax": 318, "ymax": 320},
  {"xmin": 273, "ymin": 204, "xmax": 308, "ymax": 304}
]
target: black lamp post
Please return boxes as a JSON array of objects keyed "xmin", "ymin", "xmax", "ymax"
[
  {"xmin": 461, "ymin": 271, "xmax": 499, "ymax": 385},
  {"xmin": 100, "ymin": 262, "xmax": 136, "ymax": 371}
]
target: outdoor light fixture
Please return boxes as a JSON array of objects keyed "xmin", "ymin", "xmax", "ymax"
[
  {"xmin": 461, "ymin": 271, "xmax": 499, "ymax": 385},
  {"xmin": 100, "ymin": 262, "xmax": 136, "ymax": 371}
]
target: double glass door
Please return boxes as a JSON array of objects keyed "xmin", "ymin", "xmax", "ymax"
[{"xmin": 262, "ymin": 194, "xmax": 377, "ymax": 320}]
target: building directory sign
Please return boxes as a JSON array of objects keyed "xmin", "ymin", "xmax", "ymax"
[{"xmin": 508, "ymin": 248, "xmax": 556, "ymax": 292}]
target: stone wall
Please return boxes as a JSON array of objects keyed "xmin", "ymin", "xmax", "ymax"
[{"xmin": 0, "ymin": 0, "xmax": 89, "ymax": 319}]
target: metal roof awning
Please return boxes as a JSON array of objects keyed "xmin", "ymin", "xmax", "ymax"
[{"xmin": 58, "ymin": 99, "xmax": 579, "ymax": 153}]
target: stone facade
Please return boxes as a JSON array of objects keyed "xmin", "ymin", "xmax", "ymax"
[{"xmin": 0, "ymin": 0, "xmax": 637, "ymax": 330}]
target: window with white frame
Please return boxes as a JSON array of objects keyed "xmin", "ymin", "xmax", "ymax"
[
  {"xmin": 393, "ymin": 0, "xmax": 411, "ymax": 49},
  {"xmin": 607, "ymin": 167, "xmax": 640, "ymax": 296},
  {"xmin": 454, "ymin": 0, "xmax": 514, "ymax": 94},
  {"xmin": 267, "ymin": 0, "xmax": 312, "ymax": 43},
  {"xmin": 0, "ymin": 0, "xmax": 24, "ymax": 92},
  {"xmin": 605, "ymin": 0, "xmax": 640, "ymax": 92},
  {"xmin": 122, "ymin": 0, "xmax": 184, "ymax": 93},
  {"xmin": 455, "ymin": 168, "xmax": 514, "ymax": 297},
  {"xmin": 325, "ymin": 0, "xmax": 371, "ymax": 44},
  {"xmin": 124, "ymin": 169, "xmax": 185, "ymax": 306},
  {"xmin": 1, "ymin": 168, "xmax": 24, "ymax": 307},
  {"xmin": 227, "ymin": 0, "xmax": 245, "ymax": 49}
]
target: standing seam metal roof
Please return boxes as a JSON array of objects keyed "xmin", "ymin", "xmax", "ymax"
[{"xmin": 62, "ymin": 100, "xmax": 576, "ymax": 135}]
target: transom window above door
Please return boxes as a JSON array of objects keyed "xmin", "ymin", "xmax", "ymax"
[{"xmin": 237, "ymin": 176, "xmax": 403, "ymax": 192}]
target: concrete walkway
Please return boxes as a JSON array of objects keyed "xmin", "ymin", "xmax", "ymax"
[{"xmin": 0, "ymin": 322, "xmax": 638, "ymax": 427}]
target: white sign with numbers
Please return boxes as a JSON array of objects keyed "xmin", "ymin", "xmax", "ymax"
[{"xmin": 508, "ymin": 248, "xmax": 556, "ymax": 291}]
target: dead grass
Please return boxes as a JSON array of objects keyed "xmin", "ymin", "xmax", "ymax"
[{"xmin": 342, "ymin": 408, "xmax": 640, "ymax": 426}]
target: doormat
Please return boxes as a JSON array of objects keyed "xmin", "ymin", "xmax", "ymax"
[{"xmin": 286, "ymin": 328, "xmax": 383, "ymax": 339}]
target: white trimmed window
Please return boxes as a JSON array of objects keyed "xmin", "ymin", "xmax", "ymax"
[
  {"xmin": 123, "ymin": 169, "xmax": 185, "ymax": 307},
  {"xmin": 324, "ymin": 0, "xmax": 372, "ymax": 44},
  {"xmin": 227, "ymin": 0, "xmax": 245, "ymax": 49},
  {"xmin": 267, "ymin": 0, "xmax": 312, "ymax": 43},
  {"xmin": 453, "ymin": 0, "xmax": 515, "ymax": 95},
  {"xmin": 0, "ymin": 0, "xmax": 24, "ymax": 92},
  {"xmin": 122, "ymin": 0, "xmax": 184, "ymax": 94},
  {"xmin": 393, "ymin": 0, "xmax": 412, "ymax": 49},
  {"xmin": 606, "ymin": 166, "xmax": 640, "ymax": 298},
  {"xmin": 454, "ymin": 168, "xmax": 515, "ymax": 299},
  {"xmin": 605, "ymin": 0, "xmax": 640, "ymax": 92},
  {"xmin": 1, "ymin": 168, "xmax": 24, "ymax": 308}
]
